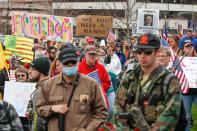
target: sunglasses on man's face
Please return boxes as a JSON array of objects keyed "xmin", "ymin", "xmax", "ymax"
[
  {"xmin": 135, "ymin": 49, "xmax": 155, "ymax": 55},
  {"xmin": 63, "ymin": 60, "xmax": 77, "ymax": 66}
]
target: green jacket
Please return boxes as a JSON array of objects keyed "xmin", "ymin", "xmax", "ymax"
[{"xmin": 114, "ymin": 64, "xmax": 181, "ymax": 131}]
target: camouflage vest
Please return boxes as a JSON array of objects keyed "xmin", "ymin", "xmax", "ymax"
[{"xmin": 125, "ymin": 64, "xmax": 176, "ymax": 123}]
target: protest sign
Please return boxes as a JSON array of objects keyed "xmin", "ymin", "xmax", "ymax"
[
  {"xmin": 137, "ymin": 9, "xmax": 159, "ymax": 34},
  {"xmin": 182, "ymin": 57, "xmax": 197, "ymax": 88},
  {"xmin": 76, "ymin": 15, "xmax": 113, "ymax": 37},
  {"xmin": 12, "ymin": 12, "xmax": 73, "ymax": 42},
  {"xmin": 3, "ymin": 81, "xmax": 36, "ymax": 117},
  {"xmin": 131, "ymin": 21, "xmax": 138, "ymax": 36}
]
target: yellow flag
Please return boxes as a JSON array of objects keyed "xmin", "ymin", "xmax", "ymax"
[{"xmin": 0, "ymin": 43, "xmax": 9, "ymax": 70}]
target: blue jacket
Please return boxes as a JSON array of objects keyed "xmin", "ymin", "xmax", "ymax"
[
  {"xmin": 178, "ymin": 35, "xmax": 197, "ymax": 51},
  {"xmin": 116, "ymin": 51, "xmax": 126, "ymax": 68}
]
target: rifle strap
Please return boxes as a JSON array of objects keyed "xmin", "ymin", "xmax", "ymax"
[
  {"xmin": 59, "ymin": 73, "xmax": 80, "ymax": 131},
  {"xmin": 134, "ymin": 71, "xmax": 143, "ymax": 105},
  {"xmin": 67, "ymin": 73, "xmax": 80, "ymax": 107}
]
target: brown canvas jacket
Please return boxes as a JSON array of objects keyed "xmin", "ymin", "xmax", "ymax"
[{"xmin": 36, "ymin": 73, "xmax": 108, "ymax": 131}]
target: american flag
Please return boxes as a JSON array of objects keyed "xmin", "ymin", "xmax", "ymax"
[
  {"xmin": 162, "ymin": 29, "xmax": 169, "ymax": 41},
  {"xmin": 4, "ymin": 36, "xmax": 34, "ymax": 63},
  {"xmin": 87, "ymin": 70, "xmax": 108, "ymax": 109},
  {"xmin": 170, "ymin": 47, "xmax": 189, "ymax": 93},
  {"xmin": 87, "ymin": 70, "xmax": 102, "ymax": 86},
  {"xmin": 107, "ymin": 31, "xmax": 116, "ymax": 42}
]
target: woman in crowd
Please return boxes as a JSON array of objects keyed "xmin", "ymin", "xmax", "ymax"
[
  {"xmin": 98, "ymin": 48, "xmax": 117, "ymax": 121},
  {"xmin": 106, "ymin": 43, "xmax": 122, "ymax": 79},
  {"xmin": 116, "ymin": 42, "xmax": 126, "ymax": 68},
  {"xmin": 15, "ymin": 66, "xmax": 29, "ymax": 82},
  {"xmin": 156, "ymin": 46, "xmax": 171, "ymax": 69},
  {"xmin": 168, "ymin": 34, "xmax": 184, "ymax": 56},
  {"xmin": 15, "ymin": 66, "xmax": 30, "ymax": 131},
  {"xmin": 180, "ymin": 40, "xmax": 197, "ymax": 131},
  {"xmin": 49, "ymin": 58, "xmax": 62, "ymax": 77}
]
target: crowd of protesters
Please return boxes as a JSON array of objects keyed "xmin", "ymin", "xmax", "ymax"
[{"xmin": 0, "ymin": 29, "xmax": 197, "ymax": 131}]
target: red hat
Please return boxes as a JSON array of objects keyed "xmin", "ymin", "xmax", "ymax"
[{"xmin": 86, "ymin": 37, "xmax": 94, "ymax": 44}]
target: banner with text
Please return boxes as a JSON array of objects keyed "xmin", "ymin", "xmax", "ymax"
[
  {"xmin": 12, "ymin": 12, "xmax": 73, "ymax": 42},
  {"xmin": 182, "ymin": 57, "xmax": 197, "ymax": 88},
  {"xmin": 4, "ymin": 81, "xmax": 36, "ymax": 117},
  {"xmin": 76, "ymin": 15, "xmax": 113, "ymax": 37},
  {"xmin": 137, "ymin": 9, "xmax": 159, "ymax": 35}
]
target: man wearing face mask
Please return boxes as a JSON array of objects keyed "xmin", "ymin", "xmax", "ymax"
[{"xmin": 36, "ymin": 47, "xmax": 108, "ymax": 131}]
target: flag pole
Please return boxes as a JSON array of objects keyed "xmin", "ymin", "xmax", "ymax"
[{"xmin": 6, "ymin": 68, "xmax": 10, "ymax": 81}]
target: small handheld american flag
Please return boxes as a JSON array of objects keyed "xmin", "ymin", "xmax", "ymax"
[
  {"xmin": 87, "ymin": 70, "xmax": 102, "ymax": 86},
  {"xmin": 170, "ymin": 47, "xmax": 189, "ymax": 93}
]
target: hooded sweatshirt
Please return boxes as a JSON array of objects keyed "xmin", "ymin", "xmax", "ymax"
[{"xmin": 78, "ymin": 59, "xmax": 111, "ymax": 93}]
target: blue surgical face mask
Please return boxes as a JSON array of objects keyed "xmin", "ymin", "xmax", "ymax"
[{"xmin": 62, "ymin": 65, "xmax": 78, "ymax": 77}]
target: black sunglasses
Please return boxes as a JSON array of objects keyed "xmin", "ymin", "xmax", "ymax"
[
  {"xmin": 135, "ymin": 49, "xmax": 155, "ymax": 55},
  {"xmin": 63, "ymin": 60, "xmax": 77, "ymax": 65}
]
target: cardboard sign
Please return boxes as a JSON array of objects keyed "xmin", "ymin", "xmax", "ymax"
[
  {"xmin": 182, "ymin": 57, "xmax": 197, "ymax": 88},
  {"xmin": 137, "ymin": 9, "xmax": 159, "ymax": 35},
  {"xmin": 76, "ymin": 15, "xmax": 113, "ymax": 37},
  {"xmin": 4, "ymin": 81, "xmax": 36, "ymax": 117},
  {"xmin": 12, "ymin": 12, "xmax": 73, "ymax": 42}
]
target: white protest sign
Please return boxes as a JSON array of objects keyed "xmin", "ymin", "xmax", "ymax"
[
  {"xmin": 137, "ymin": 9, "xmax": 159, "ymax": 34},
  {"xmin": 4, "ymin": 81, "xmax": 36, "ymax": 117},
  {"xmin": 182, "ymin": 57, "xmax": 197, "ymax": 88}
]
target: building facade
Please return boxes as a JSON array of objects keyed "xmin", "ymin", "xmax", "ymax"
[
  {"xmin": 53, "ymin": 0, "xmax": 197, "ymax": 37},
  {"xmin": 0, "ymin": 0, "xmax": 197, "ymax": 36}
]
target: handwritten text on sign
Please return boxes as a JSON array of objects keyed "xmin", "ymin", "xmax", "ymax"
[
  {"xmin": 76, "ymin": 15, "xmax": 113, "ymax": 37},
  {"xmin": 182, "ymin": 57, "xmax": 197, "ymax": 88},
  {"xmin": 3, "ymin": 81, "xmax": 36, "ymax": 117},
  {"xmin": 12, "ymin": 12, "xmax": 73, "ymax": 42}
]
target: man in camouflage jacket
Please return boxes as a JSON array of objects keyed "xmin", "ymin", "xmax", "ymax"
[
  {"xmin": 114, "ymin": 33, "xmax": 182, "ymax": 131},
  {"xmin": 0, "ymin": 100, "xmax": 23, "ymax": 131}
]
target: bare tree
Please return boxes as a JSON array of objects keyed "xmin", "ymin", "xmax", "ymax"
[{"xmin": 95, "ymin": 0, "xmax": 145, "ymax": 38}]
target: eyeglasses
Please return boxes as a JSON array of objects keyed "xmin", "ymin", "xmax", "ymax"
[
  {"xmin": 63, "ymin": 60, "xmax": 77, "ymax": 65},
  {"xmin": 157, "ymin": 55, "xmax": 168, "ymax": 58},
  {"xmin": 135, "ymin": 49, "xmax": 155, "ymax": 55},
  {"xmin": 16, "ymin": 74, "xmax": 26, "ymax": 78},
  {"xmin": 50, "ymin": 52, "xmax": 56, "ymax": 54}
]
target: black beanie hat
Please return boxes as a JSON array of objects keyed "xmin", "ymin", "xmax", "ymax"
[{"xmin": 30, "ymin": 57, "xmax": 50, "ymax": 76}]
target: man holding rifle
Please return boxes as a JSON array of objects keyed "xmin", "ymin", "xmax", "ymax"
[{"xmin": 115, "ymin": 33, "xmax": 182, "ymax": 131}]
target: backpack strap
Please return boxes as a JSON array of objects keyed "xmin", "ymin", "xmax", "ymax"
[{"xmin": 160, "ymin": 72, "xmax": 177, "ymax": 100}]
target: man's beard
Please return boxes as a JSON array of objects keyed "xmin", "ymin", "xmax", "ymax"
[
  {"xmin": 49, "ymin": 56, "xmax": 54, "ymax": 61},
  {"xmin": 29, "ymin": 73, "xmax": 40, "ymax": 82}
]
